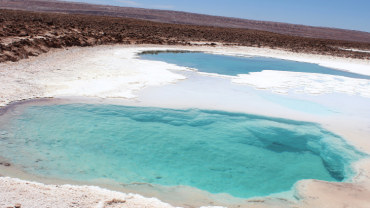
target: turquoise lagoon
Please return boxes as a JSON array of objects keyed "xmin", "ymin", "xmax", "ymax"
[
  {"xmin": 0, "ymin": 104, "xmax": 365, "ymax": 199},
  {"xmin": 139, "ymin": 51, "xmax": 370, "ymax": 79}
]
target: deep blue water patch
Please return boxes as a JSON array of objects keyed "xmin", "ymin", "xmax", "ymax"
[
  {"xmin": 139, "ymin": 51, "xmax": 370, "ymax": 79},
  {"xmin": 0, "ymin": 104, "xmax": 365, "ymax": 198}
]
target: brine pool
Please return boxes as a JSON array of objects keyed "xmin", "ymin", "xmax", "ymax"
[
  {"xmin": 0, "ymin": 103, "xmax": 366, "ymax": 199},
  {"xmin": 0, "ymin": 50, "xmax": 369, "ymax": 204},
  {"xmin": 139, "ymin": 50, "xmax": 370, "ymax": 79}
]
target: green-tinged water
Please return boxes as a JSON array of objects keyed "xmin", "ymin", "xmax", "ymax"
[
  {"xmin": 139, "ymin": 51, "xmax": 370, "ymax": 79},
  {"xmin": 0, "ymin": 104, "xmax": 365, "ymax": 198}
]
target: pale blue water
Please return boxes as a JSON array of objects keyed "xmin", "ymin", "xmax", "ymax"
[
  {"xmin": 139, "ymin": 51, "xmax": 370, "ymax": 79},
  {"xmin": 258, "ymin": 92, "xmax": 341, "ymax": 115},
  {"xmin": 0, "ymin": 104, "xmax": 365, "ymax": 198}
]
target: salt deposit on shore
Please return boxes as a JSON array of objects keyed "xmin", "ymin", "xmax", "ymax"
[
  {"xmin": 1, "ymin": 44, "xmax": 369, "ymax": 108},
  {"xmin": 231, "ymin": 70, "xmax": 370, "ymax": 97},
  {"xmin": 0, "ymin": 46, "xmax": 190, "ymax": 107},
  {"xmin": 1, "ymin": 44, "xmax": 370, "ymax": 208},
  {"xmin": 0, "ymin": 177, "xmax": 177, "ymax": 208}
]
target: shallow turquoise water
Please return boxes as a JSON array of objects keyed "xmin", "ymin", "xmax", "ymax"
[
  {"xmin": 0, "ymin": 104, "xmax": 365, "ymax": 198},
  {"xmin": 140, "ymin": 51, "xmax": 370, "ymax": 79}
]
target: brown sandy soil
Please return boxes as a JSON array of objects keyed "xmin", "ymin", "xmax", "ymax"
[
  {"xmin": 1, "ymin": 0, "xmax": 370, "ymax": 43},
  {"xmin": 1, "ymin": 9, "xmax": 370, "ymax": 63}
]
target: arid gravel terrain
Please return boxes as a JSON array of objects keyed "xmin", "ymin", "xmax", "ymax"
[
  {"xmin": 1, "ymin": 9, "xmax": 370, "ymax": 63},
  {"xmin": 1, "ymin": 0, "xmax": 370, "ymax": 43}
]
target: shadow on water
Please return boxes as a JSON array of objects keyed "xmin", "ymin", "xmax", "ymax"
[
  {"xmin": 322, "ymin": 159, "xmax": 345, "ymax": 181},
  {"xmin": 265, "ymin": 142, "xmax": 306, "ymax": 153}
]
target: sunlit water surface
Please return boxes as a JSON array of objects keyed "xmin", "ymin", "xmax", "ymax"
[{"xmin": 0, "ymin": 104, "xmax": 365, "ymax": 198}]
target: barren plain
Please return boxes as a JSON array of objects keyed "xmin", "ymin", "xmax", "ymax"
[
  {"xmin": 1, "ymin": 0, "xmax": 370, "ymax": 43},
  {"xmin": 1, "ymin": 9, "xmax": 370, "ymax": 64}
]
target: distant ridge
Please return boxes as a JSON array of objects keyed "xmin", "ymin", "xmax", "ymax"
[{"xmin": 1, "ymin": 0, "xmax": 370, "ymax": 43}]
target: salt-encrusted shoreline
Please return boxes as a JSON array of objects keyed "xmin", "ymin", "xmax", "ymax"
[
  {"xmin": 1, "ymin": 44, "xmax": 370, "ymax": 208},
  {"xmin": 0, "ymin": 177, "xmax": 179, "ymax": 208},
  {"xmin": 1, "ymin": 44, "xmax": 370, "ymax": 108}
]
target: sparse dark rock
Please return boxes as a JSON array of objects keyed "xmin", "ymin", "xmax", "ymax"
[{"xmin": 4, "ymin": 163, "xmax": 11, "ymax": 166}]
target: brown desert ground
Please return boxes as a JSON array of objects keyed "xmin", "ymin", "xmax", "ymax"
[
  {"xmin": 1, "ymin": 9, "xmax": 370, "ymax": 63},
  {"xmin": 1, "ymin": 0, "xmax": 370, "ymax": 43}
]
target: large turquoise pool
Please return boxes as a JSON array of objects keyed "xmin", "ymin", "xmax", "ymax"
[{"xmin": 0, "ymin": 104, "xmax": 365, "ymax": 198}]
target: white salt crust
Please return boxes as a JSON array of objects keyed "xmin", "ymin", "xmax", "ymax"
[
  {"xmin": 0, "ymin": 177, "xmax": 178, "ymax": 208},
  {"xmin": 1, "ymin": 45, "xmax": 369, "ymax": 108},
  {"xmin": 0, "ymin": 47, "xmax": 190, "ymax": 107},
  {"xmin": 231, "ymin": 70, "xmax": 370, "ymax": 97}
]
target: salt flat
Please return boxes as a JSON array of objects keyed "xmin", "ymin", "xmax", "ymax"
[{"xmin": 1, "ymin": 44, "xmax": 370, "ymax": 208}]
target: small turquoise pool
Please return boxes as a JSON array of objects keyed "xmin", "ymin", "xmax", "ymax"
[
  {"xmin": 139, "ymin": 51, "xmax": 370, "ymax": 79},
  {"xmin": 0, "ymin": 104, "xmax": 365, "ymax": 198}
]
